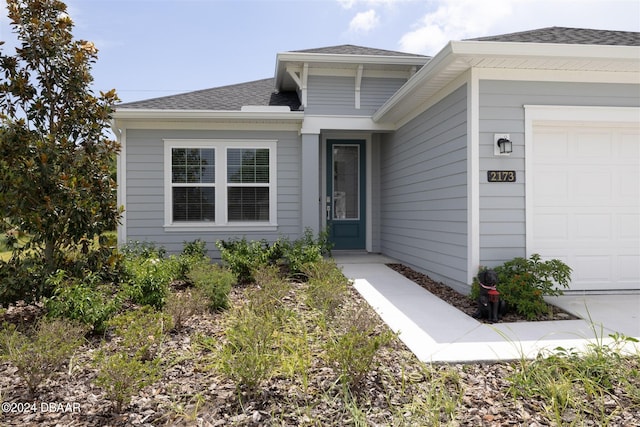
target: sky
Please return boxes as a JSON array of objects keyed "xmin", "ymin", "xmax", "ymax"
[{"xmin": 1, "ymin": 0, "xmax": 639, "ymax": 104}]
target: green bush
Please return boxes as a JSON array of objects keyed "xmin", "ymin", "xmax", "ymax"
[
  {"xmin": 218, "ymin": 306, "xmax": 280, "ymax": 393},
  {"xmin": 187, "ymin": 263, "xmax": 236, "ymax": 312},
  {"xmin": 216, "ymin": 238, "xmax": 274, "ymax": 284},
  {"xmin": 493, "ymin": 254, "xmax": 572, "ymax": 319},
  {"xmin": 303, "ymin": 260, "xmax": 349, "ymax": 319},
  {"xmin": 0, "ymin": 256, "xmax": 48, "ymax": 305},
  {"xmin": 107, "ymin": 306, "xmax": 171, "ymax": 361},
  {"xmin": 93, "ymin": 351, "xmax": 160, "ymax": 413},
  {"xmin": 216, "ymin": 228, "xmax": 332, "ymax": 283},
  {"xmin": 122, "ymin": 256, "xmax": 180, "ymax": 310},
  {"xmin": 325, "ymin": 306, "xmax": 393, "ymax": 390},
  {"xmin": 0, "ymin": 318, "xmax": 86, "ymax": 394},
  {"xmin": 281, "ymin": 228, "xmax": 332, "ymax": 278},
  {"xmin": 45, "ymin": 270, "xmax": 120, "ymax": 334}
]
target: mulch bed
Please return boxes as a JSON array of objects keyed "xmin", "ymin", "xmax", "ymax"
[{"xmin": 386, "ymin": 263, "xmax": 579, "ymax": 322}]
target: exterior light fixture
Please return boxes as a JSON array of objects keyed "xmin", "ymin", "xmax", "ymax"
[
  {"xmin": 496, "ymin": 137, "xmax": 512, "ymax": 154},
  {"xmin": 494, "ymin": 134, "xmax": 512, "ymax": 156}
]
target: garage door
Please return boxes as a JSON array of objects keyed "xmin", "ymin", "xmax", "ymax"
[{"xmin": 531, "ymin": 121, "xmax": 640, "ymax": 291}]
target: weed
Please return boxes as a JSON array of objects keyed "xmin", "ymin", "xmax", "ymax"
[
  {"xmin": 508, "ymin": 332, "xmax": 640, "ymax": 425},
  {"xmin": 0, "ymin": 318, "xmax": 85, "ymax": 395}
]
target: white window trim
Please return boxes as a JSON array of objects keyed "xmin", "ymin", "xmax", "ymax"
[{"xmin": 163, "ymin": 139, "xmax": 278, "ymax": 231}]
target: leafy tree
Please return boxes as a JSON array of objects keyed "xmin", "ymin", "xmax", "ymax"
[{"xmin": 0, "ymin": 0, "xmax": 120, "ymax": 300}]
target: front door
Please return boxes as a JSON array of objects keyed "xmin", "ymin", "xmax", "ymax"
[{"xmin": 326, "ymin": 140, "xmax": 366, "ymax": 250}]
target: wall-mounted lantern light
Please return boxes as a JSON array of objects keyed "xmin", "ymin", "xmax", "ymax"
[
  {"xmin": 497, "ymin": 137, "xmax": 512, "ymax": 154},
  {"xmin": 494, "ymin": 134, "xmax": 512, "ymax": 156}
]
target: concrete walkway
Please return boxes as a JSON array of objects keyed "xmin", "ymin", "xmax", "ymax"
[{"xmin": 335, "ymin": 253, "xmax": 640, "ymax": 363}]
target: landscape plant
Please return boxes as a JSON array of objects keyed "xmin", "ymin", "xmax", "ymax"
[
  {"xmin": 187, "ymin": 262, "xmax": 236, "ymax": 312},
  {"xmin": 0, "ymin": 318, "xmax": 85, "ymax": 394},
  {"xmin": 44, "ymin": 269, "xmax": 120, "ymax": 334},
  {"xmin": 0, "ymin": 0, "xmax": 121, "ymax": 302},
  {"xmin": 472, "ymin": 254, "xmax": 572, "ymax": 319},
  {"xmin": 508, "ymin": 332, "xmax": 640, "ymax": 424},
  {"xmin": 93, "ymin": 306, "xmax": 169, "ymax": 412},
  {"xmin": 325, "ymin": 306, "xmax": 394, "ymax": 391}
]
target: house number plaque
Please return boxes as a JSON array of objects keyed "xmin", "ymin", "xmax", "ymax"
[{"xmin": 487, "ymin": 170, "xmax": 516, "ymax": 182}]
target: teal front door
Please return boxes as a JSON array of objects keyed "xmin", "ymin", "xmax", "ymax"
[{"xmin": 326, "ymin": 140, "xmax": 366, "ymax": 250}]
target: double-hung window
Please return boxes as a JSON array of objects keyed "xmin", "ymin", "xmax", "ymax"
[{"xmin": 164, "ymin": 140, "xmax": 277, "ymax": 229}]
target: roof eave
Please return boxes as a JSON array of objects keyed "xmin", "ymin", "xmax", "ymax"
[
  {"xmin": 374, "ymin": 41, "xmax": 640, "ymax": 123},
  {"xmin": 112, "ymin": 108, "xmax": 305, "ymax": 122},
  {"xmin": 274, "ymin": 51, "xmax": 429, "ymax": 91}
]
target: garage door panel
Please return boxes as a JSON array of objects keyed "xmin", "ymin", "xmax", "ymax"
[
  {"xmin": 574, "ymin": 214, "xmax": 611, "ymax": 240},
  {"xmin": 531, "ymin": 122, "xmax": 639, "ymax": 291}
]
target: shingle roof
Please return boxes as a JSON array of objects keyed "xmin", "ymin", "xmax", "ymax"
[
  {"xmin": 117, "ymin": 78, "xmax": 301, "ymax": 111},
  {"xmin": 468, "ymin": 26, "xmax": 640, "ymax": 46},
  {"xmin": 290, "ymin": 44, "xmax": 426, "ymax": 57}
]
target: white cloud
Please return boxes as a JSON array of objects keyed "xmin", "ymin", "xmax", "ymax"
[
  {"xmin": 398, "ymin": 0, "xmax": 640, "ymax": 56},
  {"xmin": 338, "ymin": 0, "xmax": 413, "ymax": 9},
  {"xmin": 349, "ymin": 9, "xmax": 380, "ymax": 32},
  {"xmin": 399, "ymin": 0, "xmax": 514, "ymax": 55}
]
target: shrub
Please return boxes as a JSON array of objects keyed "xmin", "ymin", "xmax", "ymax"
[
  {"xmin": 218, "ymin": 306, "xmax": 280, "ymax": 394},
  {"xmin": 325, "ymin": 306, "xmax": 394, "ymax": 391},
  {"xmin": 93, "ymin": 351, "xmax": 160, "ymax": 413},
  {"xmin": 494, "ymin": 254, "xmax": 572, "ymax": 320},
  {"xmin": 107, "ymin": 306, "xmax": 171, "ymax": 361},
  {"xmin": 216, "ymin": 228, "xmax": 332, "ymax": 283},
  {"xmin": 164, "ymin": 289, "xmax": 208, "ymax": 330},
  {"xmin": 122, "ymin": 256, "xmax": 179, "ymax": 310},
  {"xmin": 217, "ymin": 265, "xmax": 291, "ymax": 394},
  {"xmin": 0, "ymin": 256, "xmax": 48, "ymax": 305},
  {"xmin": 187, "ymin": 263, "xmax": 236, "ymax": 312},
  {"xmin": 216, "ymin": 238, "xmax": 273, "ymax": 284},
  {"xmin": 44, "ymin": 270, "xmax": 119, "ymax": 334},
  {"xmin": 281, "ymin": 228, "xmax": 332, "ymax": 278},
  {"xmin": 0, "ymin": 318, "xmax": 85, "ymax": 394},
  {"xmin": 303, "ymin": 260, "xmax": 349, "ymax": 319}
]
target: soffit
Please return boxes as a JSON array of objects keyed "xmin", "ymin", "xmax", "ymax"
[{"xmin": 374, "ymin": 41, "xmax": 640, "ymax": 125}]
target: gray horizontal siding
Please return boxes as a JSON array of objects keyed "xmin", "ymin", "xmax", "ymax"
[
  {"xmin": 478, "ymin": 80, "xmax": 640, "ymax": 266},
  {"xmin": 306, "ymin": 75, "xmax": 406, "ymax": 115},
  {"xmin": 124, "ymin": 129, "xmax": 301, "ymax": 255},
  {"xmin": 380, "ymin": 84, "xmax": 468, "ymax": 292}
]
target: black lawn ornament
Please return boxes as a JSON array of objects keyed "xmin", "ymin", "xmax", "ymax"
[{"xmin": 473, "ymin": 269, "xmax": 506, "ymax": 323}]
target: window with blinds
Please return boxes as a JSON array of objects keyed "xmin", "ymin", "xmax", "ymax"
[
  {"xmin": 171, "ymin": 148, "xmax": 215, "ymax": 222},
  {"xmin": 164, "ymin": 140, "xmax": 276, "ymax": 227},
  {"xmin": 227, "ymin": 148, "xmax": 270, "ymax": 221}
]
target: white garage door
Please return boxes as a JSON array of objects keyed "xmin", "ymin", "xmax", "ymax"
[{"xmin": 531, "ymin": 121, "xmax": 640, "ymax": 291}]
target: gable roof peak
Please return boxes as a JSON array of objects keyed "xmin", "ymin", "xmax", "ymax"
[{"xmin": 288, "ymin": 44, "xmax": 427, "ymax": 57}]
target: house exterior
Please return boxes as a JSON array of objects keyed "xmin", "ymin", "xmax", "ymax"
[{"xmin": 112, "ymin": 27, "xmax": 640, "ymax": 293}]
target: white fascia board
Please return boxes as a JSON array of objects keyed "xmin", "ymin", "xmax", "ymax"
[
  {"xmin": 112, "ymin": 108, "xmax": 304, "ymax": 121},
  {"xmin": 276, "ymin": 51, "xmax": 429, "ymax": 67},
  {"xmin": 373, "ymin": 42, "xmax": 457, "ymax": 122},
  {"xmin": 450, "ymin": 40, "xmax": 640, "ymax": 61}
]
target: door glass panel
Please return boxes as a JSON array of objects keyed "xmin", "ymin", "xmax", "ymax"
[{"xmin": 332, "ymin": 145, "xmax": 359, "ymax": 220}]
